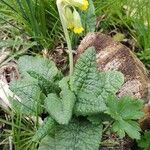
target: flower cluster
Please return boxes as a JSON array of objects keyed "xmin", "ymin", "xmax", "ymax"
[{"xmin": 61, "ymin": 0, "xmax": 89, "ymax": 34}]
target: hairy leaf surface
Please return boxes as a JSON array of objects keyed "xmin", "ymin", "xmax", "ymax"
[
  {"xmin": 38, "ymin": 119, "xmax": 102, "ymax": 150},
  {"xmin": 96, "ymin": 71, "xmax": 124, "ymax": 99},
  {"xmin": 72, "ymin": 47, "xmax": 124, "ymax": 116},
  {"xmin": 75, "ymin": 92, "xmax": 107, "ymax": 116},
  {"xmin": 10, "ymin": 79, "xmax": 45, "ymax": 115},
  {"xmin": 45, "ymin": 77, "xmax": 76, "ymax": 124},
  {"xmin": 72, "ymin": 47, "xmax": 98, "ymax": 93},
  {"xmin": 28, "ymin": 70, "xmax": 60, "ymax": 94},
  {"xmin": 32, "ymin": 117, "xmax": 55, "ymax": 142},
  {"xmin": 18, "ymin": 55, "xmax": 58, "ymax": 80}
]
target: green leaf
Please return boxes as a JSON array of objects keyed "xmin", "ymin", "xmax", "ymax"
[
  {"xmin": 117, "ymin": 97, "xmax": 144, "ymax": 120},
  {"xmin": 18, "ymin": 55, "xmax": 58, "ymax": 80},
  {"xmin": 45, "ymin": 77, "xmax": 76, "ymax": 124},
  {"xmin": 27, "ymin": 70, "xmax": 61, "ymax": 95},
  {"xmin": 81, "ymin": 0, "xmax": 96, "ymax": 32},
  {"xmin": 106, "ymin": 95, "xmax": 144, "ymax": 139},
  {"xmin": 10, "ymin": 79, "xmax": 45, "ymax": 115},
  {"xmin": 38, "ymin": 119, "xmax": 103, "ymax": 150},
  {"xmin": 75, "ymin": 92, "xmax": 107, "ymax": 116},
  {"xmin": 113, "ymin": 120, "xmax": 141, "ymax": 139},
  {"xmin": 72, "ymin": 47, "xmax": 124, "ymax": 95},
  {"xmin": 87, "ymin": 113, "xmax": 112, "ymax": 125},
  {"xmin": 72, "ymin": 47, "xmax": 124, "ymax": 116},
  {"xmin": 87, "ymin": 115, "xmax": 102, "ymax": 125},
  {"xmin": 32, "ymin": 117, "xmax": 55, "ymax": 142},
  {"xmin": 97, "ymin": 71, "xmax": 124, "ymax": 97},
  {"xmin": 138, "ymin": 131, "xmax": 150, "ymax": 150},
  {"xmin": 72, "ymin": 47, "xmax": 98, "ymax": 93}
]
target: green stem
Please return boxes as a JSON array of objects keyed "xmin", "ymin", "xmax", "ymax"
[{"xmin": 57, "ymin": 1, "xmax": 74, "ymax": 76}]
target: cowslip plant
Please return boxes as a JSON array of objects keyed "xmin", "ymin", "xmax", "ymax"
[
  {"xmin": 10, "ymin": 47, "xmax": 144, "ymax": 150},
  {"xmin": 8, "ymin": 0, "xmax": 144, "ymax": 149}
]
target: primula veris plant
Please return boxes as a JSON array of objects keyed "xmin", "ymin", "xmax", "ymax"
[
  {"xmin": 10, "ymin": 47, "xmax": 144, "ymax": 150},
  {"xmin": 7, "ymin": 0, "xmax": 144, "ymax": 149}
]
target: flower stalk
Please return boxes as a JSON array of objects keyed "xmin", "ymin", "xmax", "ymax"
[
  {"xmin": 56, "ymin": 0, "xmax": 89, "ymax": 77},
  {"xmin": 57, "ymin": 0, "xmax": 74, "ymax": 77}
]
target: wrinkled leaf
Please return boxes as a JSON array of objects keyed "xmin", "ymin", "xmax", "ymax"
[
  {"xmin": 18, "ymin": 55, "xmax": 58, "ymax": 80},
  {"xmin": 10, "ymin": 79, "xmax": 45, "ymax": 115},
  {"xmin": 75, "ymin": 92, "xmax": 107, "ymax": 116},
  {"xmin": 45, "ymin": 77, "xmax": 76, "ymax": 124},
  {"xmin": 72, "ymin": 47, "xmax": 98, "ymax": 93},
  {"xmin": 38, "ymin": 119, "xmax": 102, "ymax": 150},
  {"xmin": 28, "ymin": 70, "xmax": 60, "ymax": 94},
  {"xmin": 97, "ymin": 71, "xmax": 124, "ymax": 97},
  {"xmin": 72, "ymin": 47, "xmax": 124, "ymax": 116},
  {"xmin": 32, "ymin": 117, "xmax": 55, "ymax": 142}
]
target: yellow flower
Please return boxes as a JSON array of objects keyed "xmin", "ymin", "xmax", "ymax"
[
  {"xmin": 80, "ymin": 0, "xmax": 89, "ymax": 11},
  {"xmin": 72, "ymin": 9, "xmax": 84, "ymax": 34},
  {"xmin": 74, "ymin": 27, "xmax": 84, "ymax": 34},
  {"xmin": 61, "ymin": 2, "xmax": 85, "ymax": 34}
]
